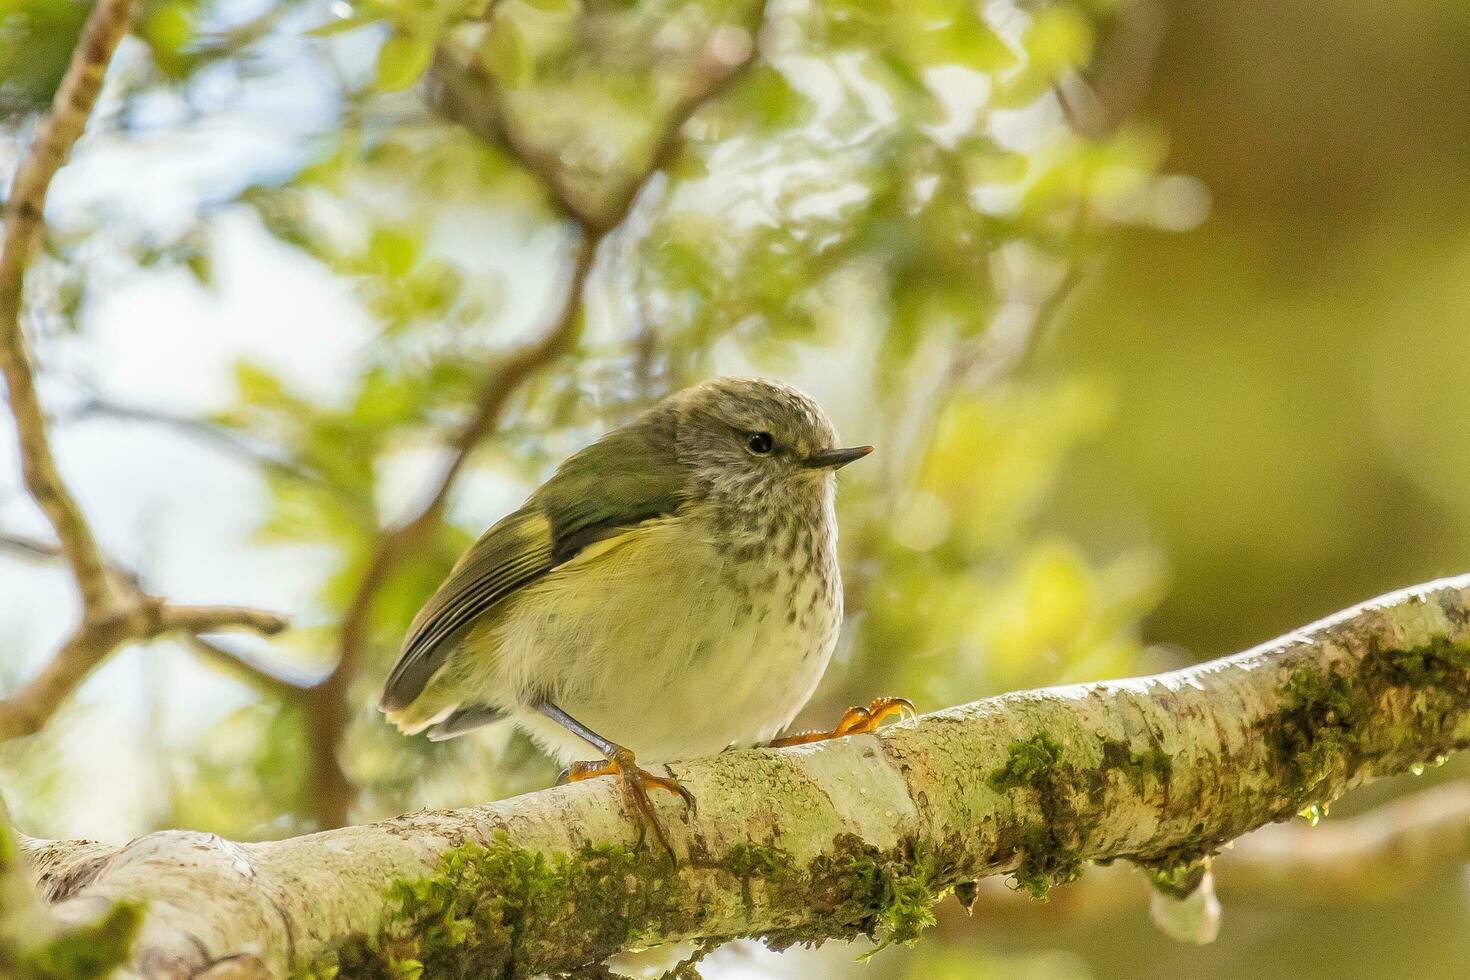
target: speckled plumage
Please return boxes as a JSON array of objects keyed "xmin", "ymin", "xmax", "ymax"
[{"xmin": 379, "ymin": 377, "xmax": 864, "ymax": 766}]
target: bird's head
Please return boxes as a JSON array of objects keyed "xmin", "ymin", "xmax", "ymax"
[{"xmin": 673, "ymin": 377, "xmax": 872, "ymax": 510}]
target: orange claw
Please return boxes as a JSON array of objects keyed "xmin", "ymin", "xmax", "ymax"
[
  {"xmin": 561, "ymin": 747, "xmax": 694, "ymax": 859},
  {"xmin": 769, "ymin": 696, "xmax": 916, "ymax": 747}
]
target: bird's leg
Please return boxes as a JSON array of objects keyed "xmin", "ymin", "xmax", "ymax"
[
  {"xmin": 768, "ymin": 697, "xmax": 917, "ymax": 747},
  {"xmin": 538, "ymin": 702, "xmax": 694, "ymax": 859}
]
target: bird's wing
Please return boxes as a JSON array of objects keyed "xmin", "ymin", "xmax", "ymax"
[{"xmin": 377, "ymin": 410, "xmax": 687, "ymax": 714}]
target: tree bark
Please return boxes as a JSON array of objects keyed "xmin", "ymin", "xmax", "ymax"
[{"xmin": 21, "ymin": 575, "xmax": 1470, "ymax": 978}]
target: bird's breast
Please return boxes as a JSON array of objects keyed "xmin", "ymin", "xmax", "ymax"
[{"xmin": 505, "ymin": 509, "xmax": 843, "ymax": 762}]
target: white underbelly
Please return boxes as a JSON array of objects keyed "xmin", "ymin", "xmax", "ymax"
[{"xmin": 486, "ymin": 520, "xmax": 839, "ymax": 764}]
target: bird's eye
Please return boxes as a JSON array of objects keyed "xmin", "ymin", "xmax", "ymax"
[{"xmin": 745, "ymin": 431, "xmax": 775, "ymax": 455}]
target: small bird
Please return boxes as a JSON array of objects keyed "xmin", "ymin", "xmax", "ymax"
[{"xmin": 378, "ymin": 377, "xmax": 910, "ymax": 850}]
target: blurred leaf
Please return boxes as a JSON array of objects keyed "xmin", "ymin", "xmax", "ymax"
[
  {"xmin": 732, "ymin": 65, "xmax": 813, "ymax": 132},
  {"xmin": 480, "ymin": 15, "xmax": 531, "ymax": 88},
  {"xmin": 909, "ymin": 12, "xmax": 1016, "ymax": 74},
  {"xmin": 368, "ymin": 225, "xmax": 420, "ymax": 277},
  {"xmin": 376, "ymin": 33, "xmax": 433, "ymax": 91},
  {"xmin": 0, "ymin": 0, "xmax": 87, "ymax": 116},
  {"xmin": 141, "ymin": 0, "xmax": 196, "ymax": 78},
  {"xmin": 1023, "ymin": 6, "xmax": 1093, "ymax": 77}
]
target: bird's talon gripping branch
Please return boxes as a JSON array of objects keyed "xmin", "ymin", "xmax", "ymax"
[
  {"xmin": 566, "ymin": 747, "xmax": 694, "ymax": 857},
  {"xmin": 770, "ymin": 696, "xmax": 916, "ymax": 747}
]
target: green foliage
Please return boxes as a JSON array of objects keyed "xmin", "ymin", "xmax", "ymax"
[
  {"xmin": 170, "ymin": 700, "xmax": 317, "ymax": 837},
  {"xmin": 3, "ymin": 903, "xmax": 143, "ymax": 980},
  {"xmin": 0, "ymin": 0, "xmax": 88, "ymax": 117},
  {"xmin": 0, "ymin": 0, "xmax": 210, "ymax": 114}
]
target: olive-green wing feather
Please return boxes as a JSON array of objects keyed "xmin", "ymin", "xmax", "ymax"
[
  {"xmin": 377, "ymin": 507, "xmax": 551, "ymax": 713},
  {"xmin": 377, "ymin": 408, "xmax": 687, "ymax": 714}
]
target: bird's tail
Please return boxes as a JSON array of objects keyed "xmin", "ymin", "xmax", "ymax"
[{"xmin": 425, "ymin": 703, "xmax": 506, "ymax": 741}]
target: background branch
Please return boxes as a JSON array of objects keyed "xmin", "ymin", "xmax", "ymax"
[
  {"xmin": 0, "ymin": 0, "xmax": 137, "ymax": 615},
  {"xmin": 0, "ymin": 0, "xmax": 292, "ymax": 746},
  {"xmin": 185, "ymin": 637, "xmax": 325, "ymax": 702},
  {"xmin": 23, "ymin": 575, "xmax": 1470, "ymax": 977},
  {"xmin": 63, "ymin": 395, "xmax": 339, "ymax": 495},
  {"xmin": 0, "ymin": 601, "xmax": 287, "ymax": 741}
]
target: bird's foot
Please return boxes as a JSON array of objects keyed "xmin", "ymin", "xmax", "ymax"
[
  {"xmin": 768, "ymin": 696, "xmax": 916, "ymax": 747},
  {"xmin": 559, "ymin": 746, "xmax": 695, "ymax": 859}
]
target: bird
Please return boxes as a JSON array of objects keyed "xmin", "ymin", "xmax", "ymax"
[{"xmin": 378, "ymin": 376, "xmax": 911, "ymax": 852}]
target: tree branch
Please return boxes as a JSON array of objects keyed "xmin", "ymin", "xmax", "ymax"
[
  {"xmin": 185, "ymin": 636, "xmax": 324, "ymax": 702},
  {"xmin": 156, "ymin": 605, "xmax": 289, "ymax": 636},
  {"xmin": 63, "ymin": 394, "xmax": 341, "ymax": 497},
  {"xmin": 22, "ymin": 575, "xmax": 1470, "ymax": 977},
  {"xmin": 0, "ymin": 0, "xmax": 138, "ymax": 615},
  {"xmin": 0, "ymin": 0, "xmax": 297, "ymax": 746},
  {"xmin": 0, "ymin": 600, "xmax": 288, "ymax": 741},
  {"xmin": 0, "ymin": 529, "xmax": 67, "ymax": 563}
]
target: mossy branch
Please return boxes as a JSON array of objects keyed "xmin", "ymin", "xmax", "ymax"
[{"xmin": 20, "ymin": 575, "xmax": 1470, "ymax": 978}]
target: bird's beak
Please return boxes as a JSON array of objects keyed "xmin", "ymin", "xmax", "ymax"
[{"xmin": 802, "ymin": 445, "xmax": 874, "ymax": 470}]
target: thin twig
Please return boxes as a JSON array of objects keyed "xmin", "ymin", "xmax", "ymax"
[
  {"xmin": 187, "ymin": 636, "xmax": 324, "ymax": 702},
  {"xmin": 0, "ymin": 530, "xmax": 66, "ymax": 563},
  {"xmin": 0, "ymin": 599, "xmax": 286, "ymax": 740},
  {"xmin": 0, "ymin": 530, "xmax": 307, "ymax": 697},
  {"xmin": 159, "ymin": 605, "xmax": 289, "ymax": 636},
  {"xmin": 64, "ymin": 395, "xmax": 339, "ymax": 495}
]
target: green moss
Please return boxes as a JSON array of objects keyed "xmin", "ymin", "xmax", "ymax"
[
  {"xmin": 1381, "ymin": 635, "xmax": 1470, "ymax": 689},
  {"xmin": 987, "ymin": 734, "xmax": 1085, "ymax": 899},
  {"xmin": 1256, "ymin": 634, "xmax": 1470, "ymax": 818},
  {"xmin": 754, "ymin": 835, "xmax": 947, "ymax": 952},
  {"xmin": 723, "ymin": 841, "xmax": 794, "ymax": 882},
  {"xmin": 1099, "ymin": 739, "xmax": 1173, "ymax": 791},
  {"xmin": 1267, "ymin": 664, "xmax": 1357, "ymax": 794},
  {"xmin": 301, "ymin": 833, "xmax": 952, "ymax": 978},
  {"xmin": 1011, "ymin": 828, "xmax": 1082, "ymax": 899},
  {"xmin": 841, "ymin": 840, "xmax": 940, "ymax": 950},
  {"xmin": 5, "ymin": 901, "xmax": 143, "ymax": 980},
  {"xmin": 987, "ymin": 734, "xmax": 1065, "ymax": 793},
  {"xmin": 306, "ymin": 836, "xmax": 699, "ymax": 979}
]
